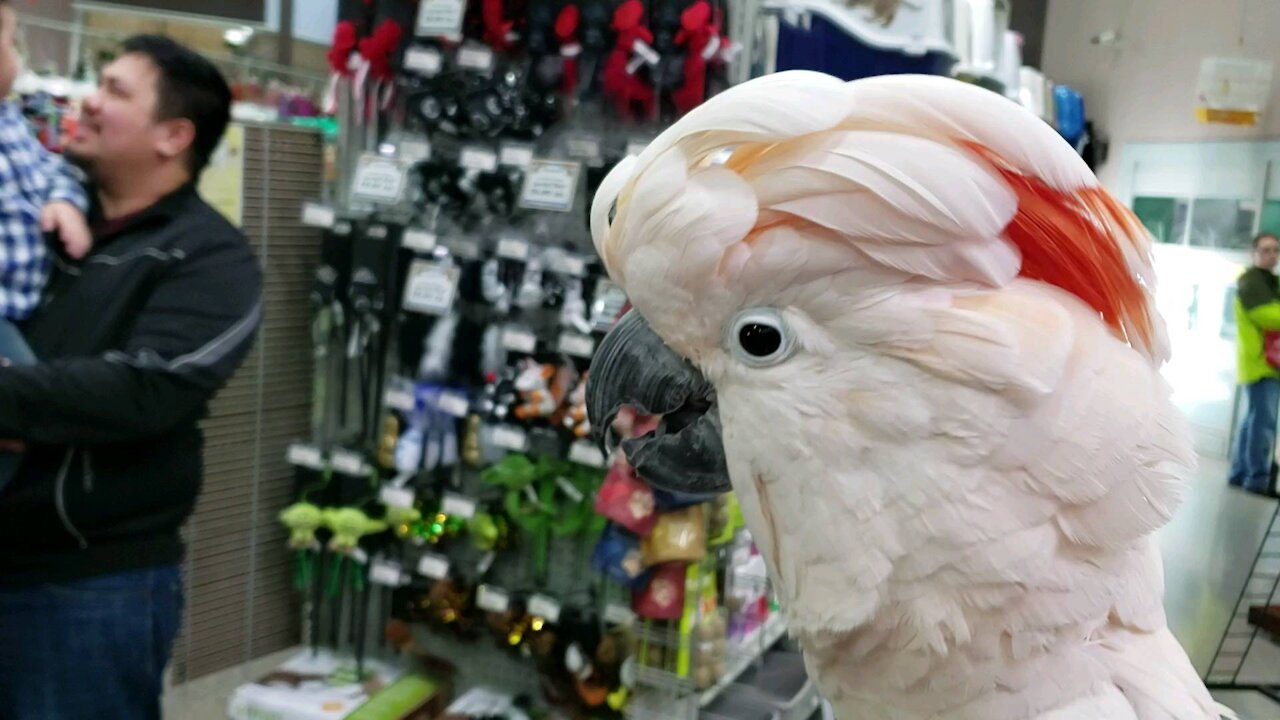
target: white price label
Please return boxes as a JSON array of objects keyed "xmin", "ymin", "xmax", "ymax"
[
  {"xmin": 446, "ymin": 238, "xmax": 482, "ymax": 259},
  {"xmin": 418, "ymin": 552, "xmax": 451, "ymax": 579},
  {"xmin": 384, "ymin": 388, "xmax": 415, "ymax": 412},
  {"xmin": 567, "ymin": 138, "xmax": 601, "ymax": 160},
  {"xmin": 403, "ymin": 260, "xmax": 460, "ymax": 316},
  {"xmin": 502, "ymin": 327, "xmax": 538, "ymax": 353},
  {"xmin": 437, "ymin": 392, "xmax": 470, "ymax": 418},
  {"xmin": 287, "ymin": 443, "xmax": 325, "ymax": 470},
  {"xmin": 555, "ymin": 476, "xmax": 585, "ymax": 502},
  {"xmin": 568, "ymin": 441, "xmax": 606, "ymax": 469},
  {"xmin": 549, "ymin": 253, "xmax": 586, "ymax": 277},
  {"xmin": 458, "ymin": 44, "xmax": 495, "ymax": 72},
  {"xmin": 416, "ymin": 0, "xmax": 466, "ymax": 37},
  {"xmin": 500, "ymin": 143, "xmax": 535, "ymax": 168},
  {"xmin": 441, "ymin": 492, "xmax": 478, "ymax": 519},
  {"xmin": 605, "ymin": 603, "xmax": 637, "ymax": 626},
  {"xmin": 366, "ymin": 224, "xmax": 389, "ymax": 240},
  {"xmin": 370, "ymin": 561, "xmax": 406, "ymax": 587},
  {"xmin": 625, "ymin": 140, "xmax": 650, "ymax": 158},
  {"xmin": 402, "ymin": 229, "xmax": 438, "ymax": 253},
  {"xmin": 351, "ymin": 548, "xmax": 369, "ymax": 565},
  {"xmin": 492, "ymin": 425, "xmax": 529, "ymax": 452},
  {"xmin": 528, "ymin": 594, "xmax": 562, "ymax": 623},
  {"xmin": 404, "ymin": 47, "xmax": 444, "ymax": 75},
  {"xmin": 477, "ymin": 585, "xmax": 511, "ymax": 613},
  {"xmin": 399, "ymin": 138, "xmax": 432, "ymax": 164},
  {"xmin": 332, "ymin": 449, "xmax": 368, "ymax": 477},
  {"xmin": 302, "ymin": 202, "xmax": 336, "ymax": 229},
  {"xmin": 519, "ymin": 160, "xmax": 581, "ymax": 213},
  {"xmin": 496, "ymin": 237, "xmax": 530, "ymax": 261},
  {"xmin": 380, "ymin": 486, "xmax": 416, "ymax": 509},
  {"xmin": 633, "ymin": 39, "xmax": 660, "ymax": 66},
  {"xmin": 351, "ymin": 154, "xmax": 409, "ymax": 205},
  {"xmin": 558, "ymin": 332, "xmax": 595, "ymax": 358},
  {"xmin": 460, "ymin": 146, "xmax": 499, "ymax": 172}
]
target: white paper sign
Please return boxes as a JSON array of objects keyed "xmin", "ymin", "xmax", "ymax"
[
  {"xmin": 496, "ymin": 237, "xmax": 530, "ymax": 261},
  {"xmin": 332, "ymin": 449, "xmax": 368, "ymax": 477},
  {"xmin": 416, "ymin": 0, "xmax": 466, "ymax": 37},
  {"xmin": 568, "ymin": 441, "xmax": 606, "ymax": 469},
  {"xmin": 403, "ymin": 260, "xmax": 460, "ymax": 316},
  {"xmin": 502, "ymin": 327, "xmax": 538, "ymax": 353},
  {"xmin": 446, "ymin": 238, "xmax": 482, "ymax": 259},
  {"xmin": 351, "ymin": 154, "xmax": 409, "ymax": 205},
  {"xmin": 528, "ymin": 594, "xmax": 562, "ymax": 623},
  {"xmin": 418, "ymin": 552, "xmax": 451, "ymax": 579},
  {"xmin": 380, "ymin": 486, "xmax": 416, "ymax": 509},
  {"xmin": 287, "ymin": 443, "xmax": 325, "ymax": 470},
  {"xmin": 438, "ymin": 392, "xmax": 470, "ymax": 418},
  {"xmin": 399, "ymin": 138, "xmax": 432, "ymax": 164},
  {"xmin": 301, "ymin": 202, "xmax": 336, "ymax": 229},
  {"xmin": 402, "ymin": 228, "xmax": 438, "ymax": 253},
  {"xmin": 625, "ymin": 140, "xmax": 650, "ymax": 158},
  {"xmin": 549, "ymin": 253, "xmax": 586, "ymax": 277},
  {"xmin": 566, "ymin": 138, "xmax": 601, "ymax": 160},
  {"xmin": 492, "ymin": 425, "xmax": 529, "ymax": 452},
  {"xmin": 460, "ymin": 146, "xmax": 499, "ymax": 172},
  {"xmin": 442, "ymin": 492, "xmax": 478, "ymax": 519},
  {"xmin": 384, "ymin": 388, "xmax": 416, "ymax": 412},
  {"xmin": 404, "ymin": 47, "xmax": 444, "ymax": 76},
  {"xmin": 370, "ymin": 560, "xmax": 406, "ymax": 587},
  {"xmin": 558, "ymin": 332, "xmax": 595, "ymax": 358},
  {"xmin": 477, "ymin": 585, "xmax": 511, "ymax": 613},
  {"xmin": 605, "ymin": 603, "xmax": 637, "ymax": 626},
  {"xmin": 519, "ymin": 160, "xmax": 581, "ymax": 212},
  {"xmin": 458, "ymin": 44, "xmax": 495, "ymax": 72},
  {"xmin": 500, "ymin": 143, "xmax": 535, "ymax": 168}
]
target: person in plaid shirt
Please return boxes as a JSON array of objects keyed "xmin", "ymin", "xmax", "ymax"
[{"xmin": 0, "ymin": 0, "xmax": 91, "ymax": 488}]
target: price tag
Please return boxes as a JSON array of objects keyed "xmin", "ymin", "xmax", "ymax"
[
  {"xmin": 496, "ymin": 237, "xmax": 530, "ymax": 261},
  {"xmin": 437, "ymin": 392, "xmax": 470, "ymax": 418},
  {"xmin": 418, "ymin": 552, "xmax": 451, "ymax": 579},
  {"xmin": 568, "ymin": 440, "xmax": 606, "ymax": 469},
  {"xmin": 302, "ymin": 202, "xmax": 336, "ymax": 229},
  {"xmin": 332, "ymin": 449, "xmax": 368, "ymax": 477},
  {"xmin": 351, "ymin": 154, "xmax": 409, "ymax": 205},
  {"xmin": 402, "ymin": 228, "xmax": 438, "ymax": 253},
  {"xmin": 460, "ymin": 146, "xmax": 499, "ymax": 172},
  {"xmin": 633, "ymin": 39, "xmax": 660, "ymax": 66},
  {"xmin": 404, "ymin": 47, "xmax": 444, "ymax": 76},
  {"xmin": 366, "ymin": 224, "xmax": 389, "ymax": 240},
  {"xmin": 457, "ymin": 44, "xmax": 495, "ymax": 72},
  {"xmin": 558, "ymin": 332, "xmax": 595, "ymax": 358},
  {"xmin": 549, "ymin": 253, "xmax": 587, "ymax": 277},
  {"xmin": 477, "ymin": 585, "xmax": 511, "ymax": 613},
  {"xmin": 370, "ymin": 560, "xmax": 406, "ymax": 587},
  {"xmin": 399, "ymin": 138, "xmax": 432, "ymax": 164},
  {"xmin": 566, "ymin": 138, "xmax": 601, "ymax": 161},
  {"xmin": 384, "ymin": 387, "xmax": 416, "ymax": 412},
  {"xmin": 403, "ymin": 260, "xmax": 460, "ymax": 316},
  {"xmin": 446, "ymin": 238, "xmax": 482, "ymax": 260},
  {"xmin": 502, "ymin": 327, "xmax": 538, "ymax": 353},
  {"xmin": 555, "ymin": 476, "xmax": 585, "ymax": 503},
  {"xmin": 528, "ymin": 594, "xmax": 562, "ymax": 623},
  {"xmin": 500, "ymin": 143, "xmax": 535, "ymax": 168},
  {"xmin": 492, "ymin": 425, "xmax": 529, "ymax": 452},
  {"xmin": 416, "ymin": 0, "xmax": 466, "ymax": 37},
  {"xmin": 350, "ymin": 548, "xmax": 370, "ymax": 565},
  {"xmin": 287, "ymin": 443, "xmax": 325, "ymax": 470},
  {"xmin": 519, "ymin": 160, "xmax": 581, "ymax": 213},
  {"xmin": 625, "ymin": 140, "xmax": 649, "ymax": 158},
  {"xmin": 380, "ymin": 485, "xmax": 416, "ymax": 509},
  {"xmin": 442, "ymin": 492, "xmax": 478, "ymax": 519},
  {"xmin": 605, "ymin": 603, "xmax": 636, "ymax": 626}
]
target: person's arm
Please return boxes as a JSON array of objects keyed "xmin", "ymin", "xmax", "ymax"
[
  {"xmin": 1239, "ymin": 271, "xmax": 1280, "ymax": 331},
  {"xmin": 0, "ymin": 235, "xmax": 262, "ymax": 445}
]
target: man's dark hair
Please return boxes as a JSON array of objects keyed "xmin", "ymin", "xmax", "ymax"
[
  {"xmin": 1254, "ymin": 233, "xmax": 1279, "ymax": 249},
  {"xmin": 120, "ymin": 35, "xmax": 232, "ymax": 177}
]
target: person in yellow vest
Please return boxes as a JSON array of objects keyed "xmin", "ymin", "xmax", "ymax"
[{"xmin": 1232, "ymin": 232, "xmax": 1280, "ymax": 496}]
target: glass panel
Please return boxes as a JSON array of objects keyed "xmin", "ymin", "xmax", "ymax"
[
  {"xmin": 1259, "ymin": 199, "xmax": 1280, "ymax": 237},
  {"xmin": 1134, "ymin": 197, "xmax": 1181, "ymax": 243},
  {"xmin": 1189, "ymin": 198, "xmax": 1256, "ymax": 250}
]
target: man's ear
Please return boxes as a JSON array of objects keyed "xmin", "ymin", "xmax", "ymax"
[{"xmin": 155, "ymin": 117, "xmax": 196, "ymax": 166}]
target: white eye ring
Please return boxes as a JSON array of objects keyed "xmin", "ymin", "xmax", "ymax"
[{"xmin": 727, "ymin": 309, "xmax": 795, "ymax": 367}]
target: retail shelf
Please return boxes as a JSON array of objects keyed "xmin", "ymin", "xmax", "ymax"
[{"xmin": 698, "ymin": 613, "xmax": 789, "ymax": 708}]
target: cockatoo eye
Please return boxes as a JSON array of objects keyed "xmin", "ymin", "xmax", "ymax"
[{"xmin": 728, "ymin": 309, "xmax": 794, "ymax": 367}]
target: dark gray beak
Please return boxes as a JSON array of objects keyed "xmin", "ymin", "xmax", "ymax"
[{"xmin": 586, "ymin": 311, "xmax": 732, "ymax": 495}]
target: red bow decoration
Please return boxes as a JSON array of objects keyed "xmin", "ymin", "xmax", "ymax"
[
  {"xmin": 483, "ymin": 0, "xmax": 516, "ymax": 52},
  {"xmin": 358, "ymin": 19, "xmax": 404, "ymax": 82},
  {"xmin": 556, "ymin": 4, "xmax": 582, "ymax": 97},
  {"xmin": 328, "ymin": 21, "xmax": 359, "ymax": 74},
  {"xmin": 672, "ymin": 0, "xmax": 716, "ymax": 115},
  {"xmin": 602, "ymin": 0, "xmax": 655, "ymax": 120}
]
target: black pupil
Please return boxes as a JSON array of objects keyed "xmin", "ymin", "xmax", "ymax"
[{"xmin": 739, "ymin": 323, "xmax": 782, "ymax": 357}]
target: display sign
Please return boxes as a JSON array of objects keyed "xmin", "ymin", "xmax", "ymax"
[{"xmin": 519, "ymin": 160, "xmax": 581, "ymax": 212}]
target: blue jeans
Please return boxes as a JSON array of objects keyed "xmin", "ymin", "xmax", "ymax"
[
  {"xmin": 0, "ymin": 565, "xmax": 183, "ymax": 719},
  {"xmin": 1231, "ymin": 377, "xmax": 1280, "ymax": 493},
  {"xmin": 0, "ymin": 319, "xmax": 33, "ymax": 494}
]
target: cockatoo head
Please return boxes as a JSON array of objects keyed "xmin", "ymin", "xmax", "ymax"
[{"xmin": 587, "ymin": 71, "xmax": 1165, "ymax": 497}]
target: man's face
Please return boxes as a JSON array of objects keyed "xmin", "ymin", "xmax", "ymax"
[
  {"xmin": 0, "ymin": 7, "xmax": 22, "ymax": 98},
  {"xmin": 1256, "ymin": 236, "xmax": 1280, "ymax": 271},
  {"xmin": 67, "ymin": 53, "xmax": 166, "ymax": 176}
]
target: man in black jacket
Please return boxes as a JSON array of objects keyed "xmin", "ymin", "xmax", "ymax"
[{"xmin": 0, "ymin": 36, "xmax": 262, "ymax": 719}]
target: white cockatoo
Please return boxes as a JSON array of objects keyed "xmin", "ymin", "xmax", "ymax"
[{"xmin": 585, "ymin": 71, "xmax": 1230, "ymax": 720}]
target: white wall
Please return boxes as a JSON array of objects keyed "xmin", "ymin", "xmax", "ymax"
[{"xmin": 1041, "ymin": 0, "xmax": 1280, "ymax": 189}]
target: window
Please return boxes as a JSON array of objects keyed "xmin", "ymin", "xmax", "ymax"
[{"xmin": 1189, "ymin": 198, "xmax": 1255, "ymax": 250}]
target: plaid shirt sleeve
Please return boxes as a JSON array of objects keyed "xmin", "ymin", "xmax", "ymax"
[{"xmin": 0, "ymin": 103, "xmax": 88, "ymax": 321}]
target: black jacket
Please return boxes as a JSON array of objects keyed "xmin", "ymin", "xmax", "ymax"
[{"xmin": 0, "ymin": 183, "xmax": 263, "ymax": 587}]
